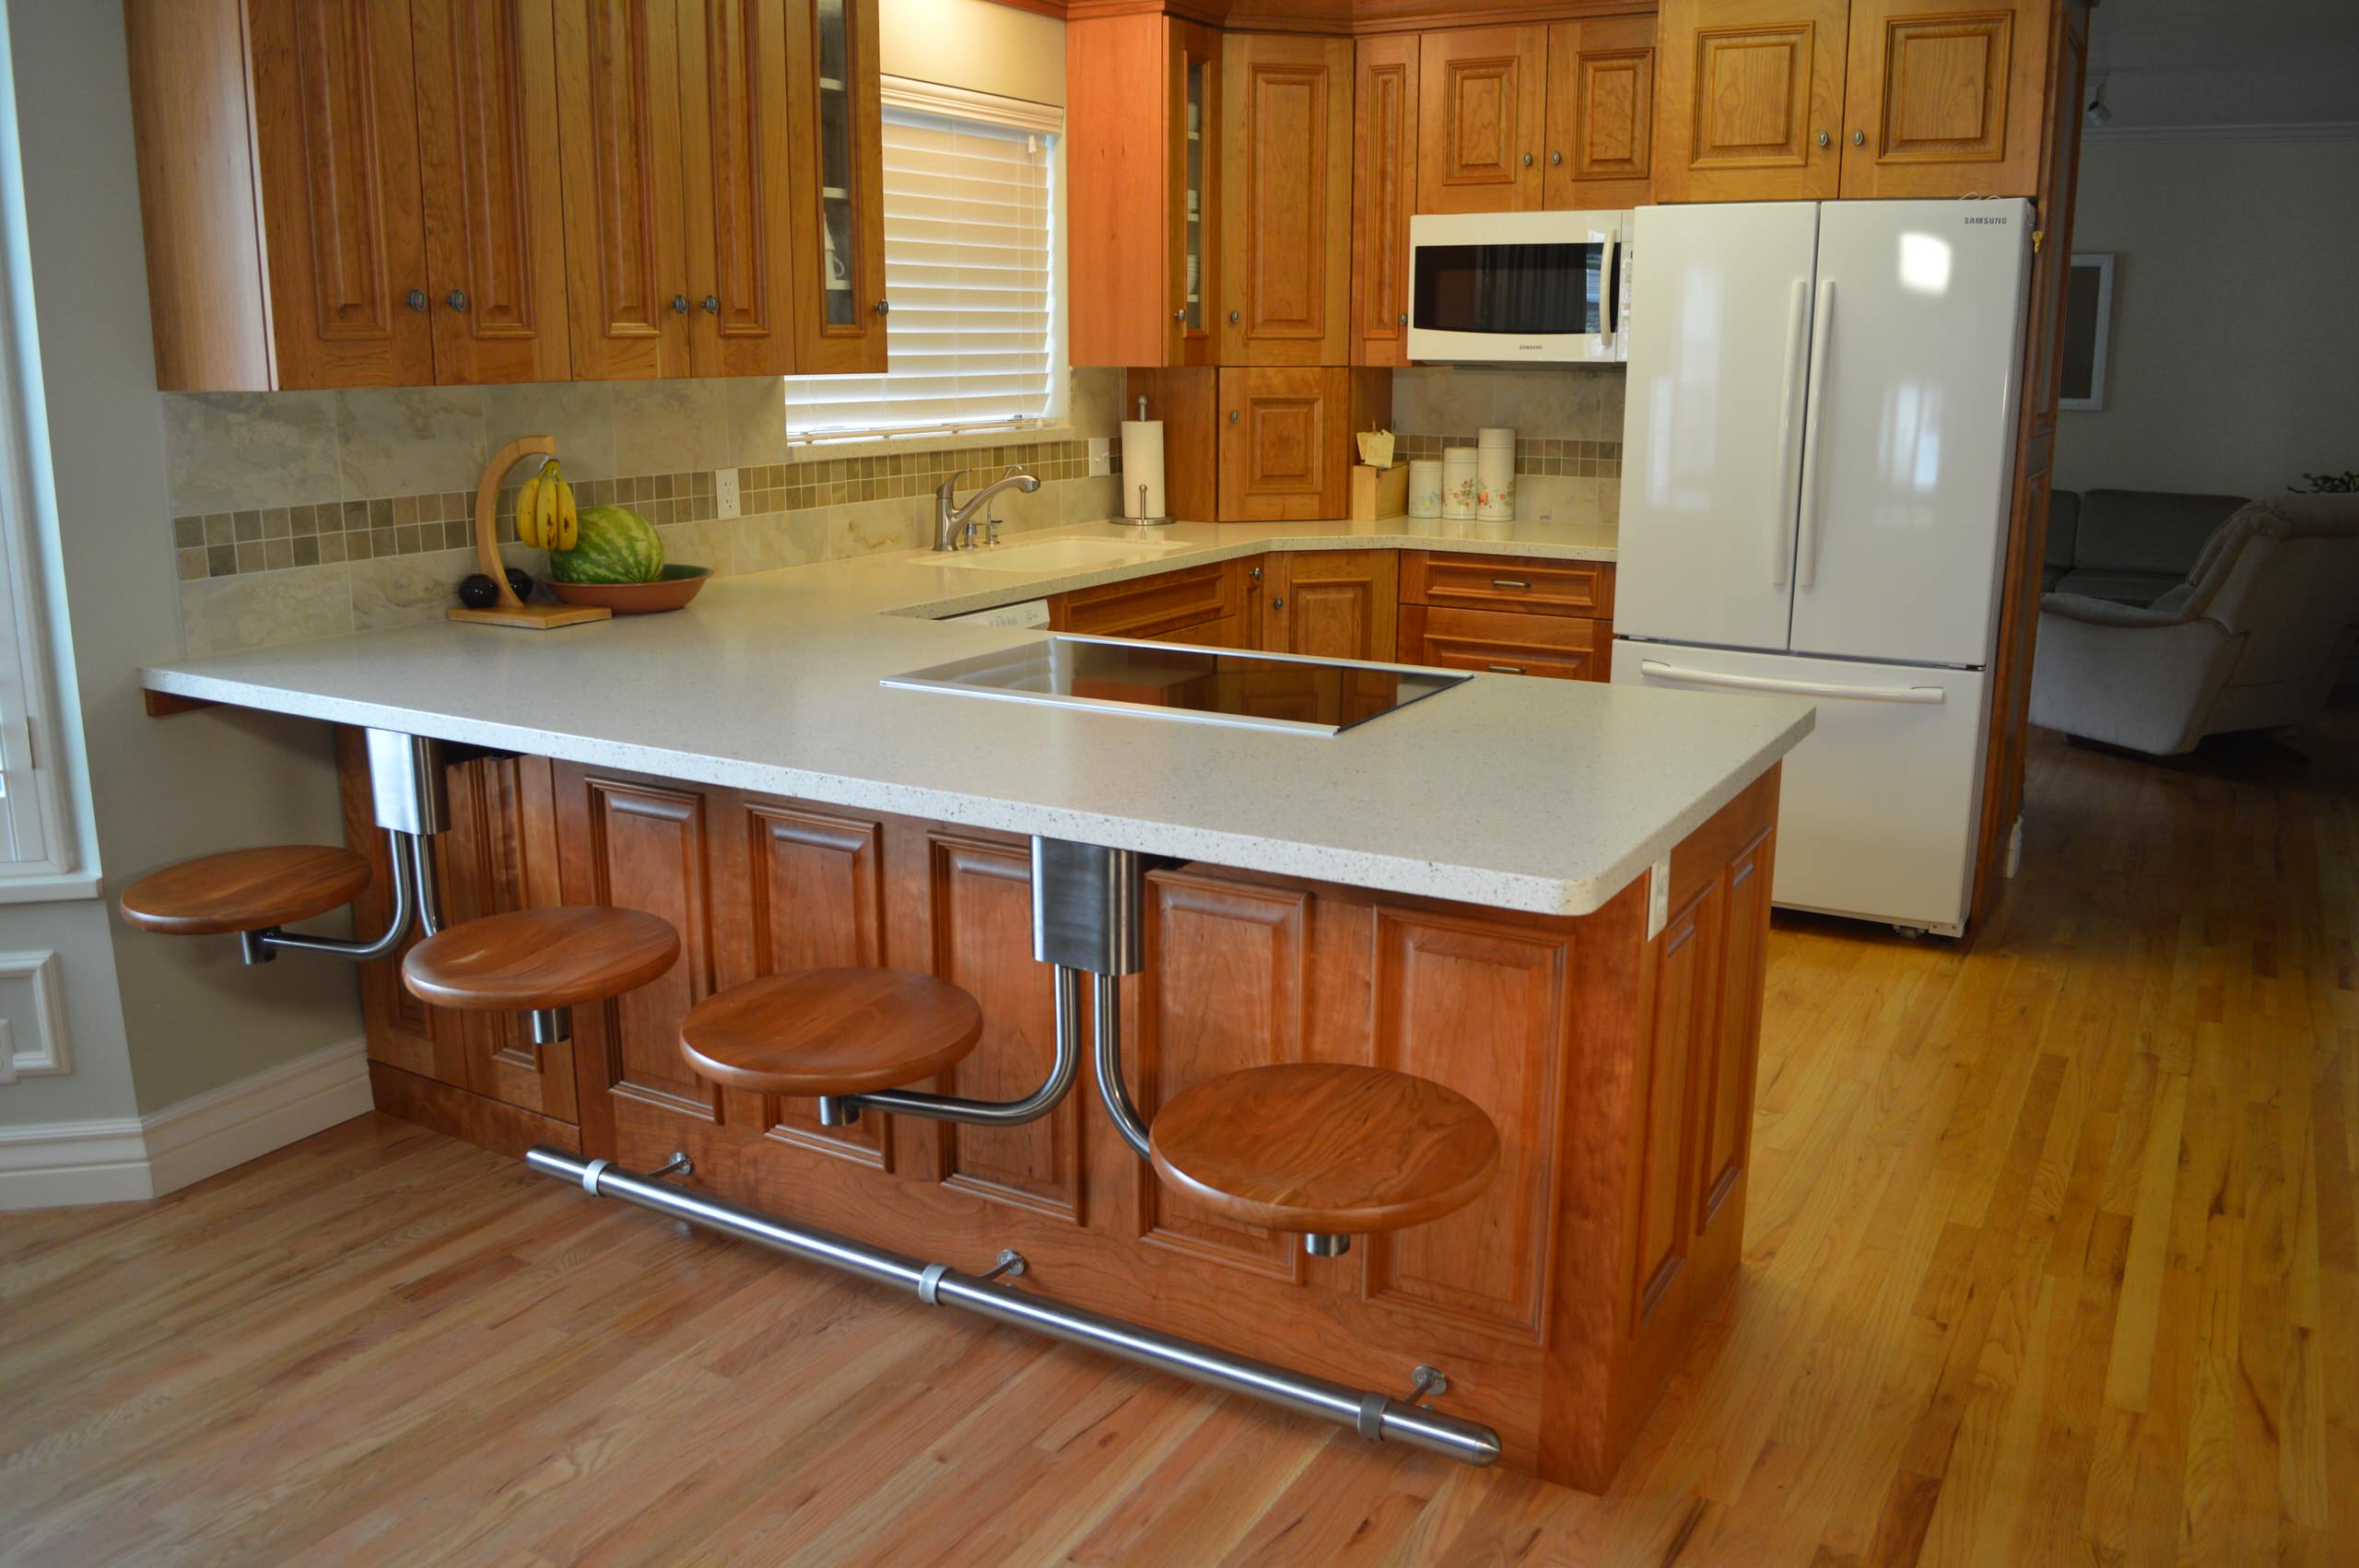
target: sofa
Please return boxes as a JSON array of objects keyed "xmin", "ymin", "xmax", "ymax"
[
  {"xmin": 2031, "ymin": 495, "xmax": 2359, "ymax": 755},
  {"xmin": 2043, "ymin": 487, "xmax": 2256, "ymax": 603}
]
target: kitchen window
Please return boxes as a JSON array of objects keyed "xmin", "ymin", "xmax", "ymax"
[{"xmin": 786, "ymin": 81, "xmax": 1062, "ymax": 444}]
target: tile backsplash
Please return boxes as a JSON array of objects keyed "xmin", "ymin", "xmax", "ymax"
[
  {"xmin": 164, "ymin": 370, "xmax": 1126, "ymax": 655},
  {"xmin": 1391, "ymin": 365, "xmax": 1625, "ymax": 526}
]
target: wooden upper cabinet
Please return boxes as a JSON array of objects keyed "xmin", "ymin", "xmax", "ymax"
[
  {"xmin": 1262, "ymin": 549, "xmax": 1399, "ymax": 662},
  {"xmin": 239, "ymin": 0, "xmax": 437, "ymax": 389},
  {"xmin": 1068, "ymin": 14, "xmax": 1217, "ymax": 368},
  {"xmin": 1215, "ymin": 367, "xmax": 1389, "ymax": 523},
  {"xmin": 785, "ymin": 0, "xmax": 887, "ymax": 373},
  {"xmin": 1654, "ymin": 0, "xmax": 1848, "ymax": 202},
  {"xmin": 552, "ymin": 0, "xmax": 691, "ymax": 379},
  {"xmin": 411, "ymin": 0, "xmax": 572, "ymax": 383},
  {"xmin": 1219, "ymin": 35, "xmax": 1352, "ymax": 367},
  {"xmin": 679, "ymin": 0, "xmax": 800, "ymax": 377},
  {"xmin": 1417, "ymin": 26, "xmax": 1547, "ymax": 214},
  {"xmin": 1544, "ymin": 16, "xmax": 1657, "ymax": 209},
  {"xmin": 1350, "ymin": 34, "xmax": 1417, "ymax": 368},
  {"xmin": 1837, "ymin": 0, "xmax": 2048, "ymax": 197}
]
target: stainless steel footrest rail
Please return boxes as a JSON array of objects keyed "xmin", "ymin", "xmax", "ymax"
[{"xmin": 522, "ymin": 1144, "xmax": 1501, "ymax": 1469}]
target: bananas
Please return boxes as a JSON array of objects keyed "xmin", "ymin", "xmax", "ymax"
[{"xmin": 514, "ymin": 461, "xmax": 579, "ymax": 551}]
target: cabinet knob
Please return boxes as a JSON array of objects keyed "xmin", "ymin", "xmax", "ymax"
[
  {"xmin": 1271, "ymin": 596, "xmax": 1285, "ymax": 610},
  {"xmin": 1228, "ymin": 409, "xmax": 1240, "ymax": 424},
  {"xmin": 405, "ymin": 288, "xmax": 428, "ymax": 313},
  {"xmin": 1398, "ymin": 311, "xmax": 1408, "ymax": 326},
  {"xmin": 1228, "ymin": 309, "xmax": 1240, "ymax": 324},
  {"xmin": 701, "ymin": 294, "xmax": 721, "ymax": 314},
  {"xmin": 670, "ymin": 294, "xmax": 691, "ymax": 314},
  {"xmin": 1522, "ymin": 151, "xmax": 1534, "ymax": 167},
  {"xmin": 1174, "ymin": 309, "xmax": 1187, "ymax": 321},
  {"xmin": 1851, "ymin": 129, "xmax": 1866, "ymax": 146},
  {"xmin": 445, "ymin": 289, "xmax": 469, "ymax": 312},
  {"xmin": 1550, "ymin": 150, "xmax": 1564, "ymax": 166},
  {"xmin": 1815, "ymin": 130, "xmax": 1830, "ymax": 147},
  {"xmin": 874, "ymin": 298, "xmax": 891, "ymax": 316},
  {"xmin": 1249, "ymin": 566, "xmax": 1262, "ymax": 581}
]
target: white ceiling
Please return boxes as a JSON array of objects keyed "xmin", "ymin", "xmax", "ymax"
[{"xmin": 2086, "ymin": 0, "xmax": 2359, "ymax": 128}]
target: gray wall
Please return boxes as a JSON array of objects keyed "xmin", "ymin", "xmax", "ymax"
[
  {"xmin": 2055, "ymin": 137, "xmax": 2359, "ymax": 499},
  {"xmin": 5, "ymin": 1, "xmax": 358, "ymax": 1119}
]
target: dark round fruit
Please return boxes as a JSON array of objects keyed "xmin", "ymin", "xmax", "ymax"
[
  {"xmin": 504, "ymin": 567, "xmax": 534, "ymax": 603},
  {"xmin": 456, "ymin": 573, "xmax": 499, "ymax": 610}
]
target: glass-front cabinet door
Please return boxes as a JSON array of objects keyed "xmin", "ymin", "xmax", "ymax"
[
  {"xmin": 789, "ymin": 0, "xmax": 886, "ymax": 373},
  {"xmin": 1166, "ymin": 19, "xmax": 1218, "ymax": 368}
]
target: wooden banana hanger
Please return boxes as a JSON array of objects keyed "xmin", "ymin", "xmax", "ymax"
[{"xmin": 447, "ymin": 434, "xmax": 611, "ymax": 630}]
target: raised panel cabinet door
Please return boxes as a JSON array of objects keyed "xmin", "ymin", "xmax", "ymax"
[
  {"xmin": 785, "ymin": 0, "xmax": 886, "ymax": 373},
  {"xmin": 410, "ymin": 0, "xmax": 572, "ymax": 383},
  {"xmin": 1653, "ymin": 0, "xmax": 1848, "ymax": 202},
  {"xmin": 1364, "ymin": 907, "xmax": 1569, "ymax": 1339},
  {"xmin": 929, "ymin": 833, "xmax": 1081, "ymax": 1222},
  {"xmin": 1133, "ymin": 872, "xmax": 1311, "ymax": 1281},
  {"xmin": 1350, "ymin": 34, "xmax": 1417, "ymax": 367},
  {"xmin": 1216, "ymin": 367, "xmax": 1340, "ymax": 521},
  {"xmin": 1219, "ymin": 34, "xmax": 1352, "ymax": 366},
  {"xmin": 243, "ymin": 0, "xmax": 434, "ymax": 388},
  {"xmin": 1630, "ymin": 874, "xmax": 1720, "ymax": 1328},
  {"xmin": 1544, "ymin": 17, "xmax": 1656, "ymax": 209},
  {"xmin": 1839, "ymin": 0, "xmax": 2047, "ymax": 197},
  {"xmin": 1416, "ymin": 26, "xmax": 1546, "ymax": 214},
  {"xmin": 1262, "ymin": 549, "xmax": 1398, "ymax": 661},
  {"xmin": 678, "ymin": 0, "xmax": 800, "ymax": 375},
  {"xmin": 553, "ymin": 0, "xmax": 691, "ymax": 378},
  {"xmin": 440, "ymin": 754, "xmax": 579, "ymax": 1120}
]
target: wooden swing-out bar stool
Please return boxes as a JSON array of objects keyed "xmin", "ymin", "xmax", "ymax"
[
  {"xmin": 677, "ymin": 966, "xmax": 990, "ymax": 1124},
  {"xmin": 403, "ymin": 906, "xmax": 682, "ymax": 1046}
]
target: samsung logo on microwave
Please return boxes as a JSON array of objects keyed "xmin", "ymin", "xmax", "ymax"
[{"xmin": 1961, "ymin": 215, "xmax": 2011, "ymax": 225}]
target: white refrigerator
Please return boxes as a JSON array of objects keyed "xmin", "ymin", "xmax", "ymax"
[{"xmin": 1613, "ymin": 200, "xmax": 2032, "ymax": 936}]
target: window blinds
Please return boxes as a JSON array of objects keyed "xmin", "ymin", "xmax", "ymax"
[{"xmin": 786, "ymin": 89, "xmax": 1058, "ymax": 442}]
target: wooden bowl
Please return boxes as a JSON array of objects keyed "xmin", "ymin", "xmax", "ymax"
[{"xmin": 545, "ymin": 565, "xmax": 711, "ymax": 615}]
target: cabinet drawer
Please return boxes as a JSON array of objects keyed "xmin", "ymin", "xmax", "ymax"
[
  {"xmin": 1402, "ymin": 552, "xmax": 1614, "ymax": 617},
  {"xmin": 1052, "ymin": 560, "xmax": 1243, "ymax": 638},
  {"xmin": 1402, "ymin": 604, "xmax": 1608, "ymax": 682}
]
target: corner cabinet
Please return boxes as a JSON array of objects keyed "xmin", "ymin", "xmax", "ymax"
[
  {"xmin": 1219, "ymin": 34, "xmax": 1354, "ymax": 367},
  {"xmin": 125, "ymin": 0, "xmax": 885, "ymax": 390},
  {"xmin": 1654, "ymin": 0, "xmax": 2047, "ymax": 202},
  {"xmin": 1068, "ymin": 15, "xmax": 1221, "ymax": 369},
  {"xmin": 1350, "ymin": 34, "xmax": 1418, "ymax": 368}
]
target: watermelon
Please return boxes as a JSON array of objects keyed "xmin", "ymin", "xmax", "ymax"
[{"xmin": 548, "ymin": 504, "xmax": 663, "ymax": 584}]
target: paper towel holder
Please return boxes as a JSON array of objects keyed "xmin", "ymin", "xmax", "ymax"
[{"xmin": 1131, "ymin": 482, "xmax": 1173, "ymax": 527}]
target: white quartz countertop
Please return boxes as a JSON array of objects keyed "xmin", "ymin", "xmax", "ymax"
[{"xmin": 142, "ymin": 517, "xmax": 1813, "ymax": 916}]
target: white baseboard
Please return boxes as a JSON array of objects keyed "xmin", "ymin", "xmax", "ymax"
[{"xmin": 0, "ymin": 1038, "xmax": 373, "ymax": 1211}]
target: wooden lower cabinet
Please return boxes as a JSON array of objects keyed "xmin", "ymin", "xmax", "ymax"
[
  {"xmin": 346, "ymin": 733, "xmax": 1780, "ymax": 1490},
  {"xmin": 1262, "ymin": 548, "xmax": 1397, "ymax": 661},
  {"xmin": 1401, "ymin": 603, "xmax": 1609, "ymax": 681}
]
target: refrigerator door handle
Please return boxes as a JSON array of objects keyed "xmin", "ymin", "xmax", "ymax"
[
  {"xmin": 1637, "ymin": 659, "xmax": 1947, "ymax": 704},
  {"xmin": 1794, "ymin": 280, "xmax": 1836, "ymax": 589},
  {"xmin": 1771, "ymin": 278, "xmax": 1811, "ymax": 587}
]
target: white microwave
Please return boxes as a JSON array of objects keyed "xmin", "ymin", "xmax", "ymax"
[{"xmin": 1406, "ymin": 209, "xmax": 1632, "ymax": 364}]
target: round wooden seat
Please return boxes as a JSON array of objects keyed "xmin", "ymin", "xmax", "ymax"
[
  {"xmin": 1148, "ymin": 1064, "xmax": 1500, "ymax": 1241},
  {"xmin": 120, "ymin": 846, "xmax": 372, "ymax": 936},
  {"xmin": 402, "ymin": 907, "xmax": 680, "ymax": 1012},
  {"xmin": 678, "ymin": 968, "xmax": 984, "ymax": 1096}
]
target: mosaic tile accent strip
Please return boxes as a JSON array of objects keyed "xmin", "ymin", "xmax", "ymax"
[
  {"xmin": 1396, "ymin": 433, "xmax": 1622, "ymax": 480},
  {"xmin": 171, "ymin": 439, "xmax": 1120, "ymax": 579}
]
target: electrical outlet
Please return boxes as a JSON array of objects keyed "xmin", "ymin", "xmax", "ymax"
[
  {"xmin": 1086, "ymin": 437, "xmax": 1110, "ymax": 477},
  {"xmin": 714, "ymin": 468, "xmax": 740, "ymax": 519}
]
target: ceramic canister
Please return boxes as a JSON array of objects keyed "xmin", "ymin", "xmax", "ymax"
[
  {"xmin": 1477, "ymin": 427, "xmax": 1516, "ymax": 521},
  {"xmin": 1440, "ymin": 447, "xmax": 1479, "ymax": 521},
  {"xmin": 1407, "ymin": 459, "xmax": 1443, "ymax": 518}
]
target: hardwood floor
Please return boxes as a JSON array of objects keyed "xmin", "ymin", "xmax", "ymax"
[{"xmin": 4, "ymin": 714, "xmax": 2353, "ymax": 1565}]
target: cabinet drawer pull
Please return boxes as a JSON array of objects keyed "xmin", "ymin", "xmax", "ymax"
[
  {"xmin": 1490, "ymin": 578, "xmax": 1530, "ymax": 590},
  {"xmin": 1486, "ymin": 663, "xmax": 1526, "ymax": 674}
]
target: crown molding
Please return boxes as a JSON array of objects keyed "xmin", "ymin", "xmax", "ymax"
[
  {"xmin": 1050, "ymin": 0, "xmax": 1654, "ymax": 34},
  {"xmin": 2083, "ymin": 120, "xmax": 2359, "ymax": 147}
]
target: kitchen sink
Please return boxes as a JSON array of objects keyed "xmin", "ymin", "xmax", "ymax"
[{"xmin": 937, "ymin": 537, "xmax": 1195, "ymax": 574}]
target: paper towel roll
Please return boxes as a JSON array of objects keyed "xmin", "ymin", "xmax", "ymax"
[{"xmin": 1121, "ymin": 419, "xmax": 1165, "ymax": 519}]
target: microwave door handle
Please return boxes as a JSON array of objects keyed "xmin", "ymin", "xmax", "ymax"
[
  {"xmin": 1596, "ymin": 227, "xmax": 1620, "ymax": 348},
  {"xmin": 1794, "ymin": 280, "xmax": 1836, "ymax": 589},
  {"xmin": 1771, "ymin": 279, "xmax": 1811, "ymax": 588}
]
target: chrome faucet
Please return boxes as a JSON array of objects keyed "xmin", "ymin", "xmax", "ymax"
[{"xmin": 934, "ymin": 466, "xmax": 1040, "ymax": 551}]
